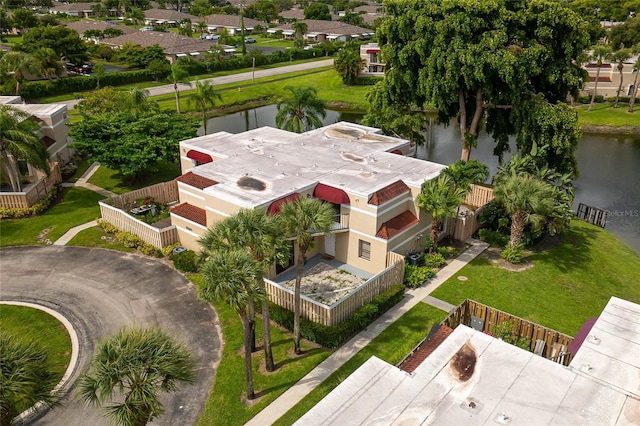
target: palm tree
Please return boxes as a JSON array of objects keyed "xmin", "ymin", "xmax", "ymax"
[
  {"xmin": 189, "ymin": 79, "xmax": 222, "ymax": 135},
  {"xmin": 196, "ymin": 21, "xmax": 208, "ymax": 36},
  {"xmin": 276, "ymin": 86, "xmax": 326, "ymax": 133},
  {"xmin": 587, "ymin": 45, "xmax": 612, "ymax": 111},
  {"xmin": 628, "ymin": 44, "xmax": 640, "ymax": 113},
  {"xmin": 334, "ymin": 46, "xmax": 365, "ymax": 85},
  {"xmin": 0, "ymin": 105, "xmax": 50, "ymax": 192},
  {"xmin": 279, "ymin": 197, "xmax": 334, "ymax": 354},
  {"xmin": 0, "ymin": 332, "xmax": 60, "ymax": 426},
  {"xmin": 168, "ymin": 65, "xmax": 191, "ymax": 113},
  {"xmin": 493, "ymin": 172, "xmax": 556, "ymax": 248},
  {"xmin": 31, "ymin": 47, "xmax": 63, "ymax": 81},
  {"xmin": 199, "ymin": 249, "xmax": 266, "ymax": 399},
  {"xmin": 416, "ymin": 174, "xmax": 467, "ymax": 253},
  {"xmin": 77, "ymin": 327, "xmax": 195, "ymax": 426},
  {"xmin": 611, "ymin": 47, "xmax": 632, "ymax": 108},
  {"xmin": 199, "ymin": 209, "xmax": 290, "ymax": 371},
  {"xmin": 0, "ymin": 51, "xmax": 41, "ymax": 96},
  {"xmin": 125, "ymin": 87, "xmax": 159, "ymax": 118},
  {"xmin": 292, "ymin": 21, "xmax": 307, "ymax": 40}
]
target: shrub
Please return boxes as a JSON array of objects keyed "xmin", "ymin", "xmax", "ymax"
[
  {"xmin": 60, "ymin": 163, "xmax": 78, "ymax": 180},
  {"xmin": 501, "ymin": 244, "xmax": 525, "ymax": 264},
  {"xmin": 491, "ymin": 320, "xmax": 531, "ymax": 350},
  {"xmin": 423, "ymin": 252, "xmax": 446, "ymax": 268},
  {"xmin": 478, "ymin": 228, "xmax": 510, "ymax": 248},
  {"xmin": 116, "ymin": 231, "xmax": 140, "ymax": 248},
  {"xmin": 355, "ymin": 76, "xmax": 381, "ymax": 86},
  {"xmin": 404, "ymin": 264, "xmax": 435, "ymax": 288},
  {"xmin": 171, "ymin": 250, "xmax": 199, "ymax": 272},
  {"xmin": 436, "ymin": 245, "xmax": 457, "ymax": 258},
  {"xmin": 161, "ymin": 243, "xmax": 182, "ymax": 258},
  {"xmin": 96, "ymin": 218, "xmax": 119, "ymax": 234},
  {"xmin": 268, "ymin": 283, "xmax": 405, "ymax": 348}
]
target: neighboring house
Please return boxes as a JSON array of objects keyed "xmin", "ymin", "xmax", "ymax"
[
  {"xmin": 299, "ymin": 296, "xmax": 640, "ymax": 425},
  {"xmin": 278, "ymin": 9, "xmax": 341, "ymax": 22},
  {"xmin": 65, "ymin": 20, "xmax": 136, "ymax": 42},
  {"xmin": 352, "ymin": 5, "xmax": 384, "ymax": 25},
  {"xmin": 172, "ymin": 122, "xmax": 445, "ymax": 276},
  {"xmin": 143, "ymin": 8, "xmax": 197, "ymax": 26},
  {"xmin": 267, "ymin": 19, "xmax": 373, "ymax": 42},
  {"xmin": 582, "ymin": 58, "xmax": 640, "ymax": 99},
  {"xmin": 101, "ymin": 31, "xmax": 234, "ymax": 64},
  {"xmin": 0, "ymin": 96, "xmax": 73, "ymax": 165},
  {"xmin": 359, "ymin": 42, "xmax": 384, "ymax": 77},
  {"xmin": 200, "ymin": 14, "xmax": 263, "ymax": 35},
  {"xmin": 49, "ymin": 2, "xmax": 117, "ymax": 17}
]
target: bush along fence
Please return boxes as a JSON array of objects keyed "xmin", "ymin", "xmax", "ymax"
[
  {"xmin": 443, "ymin": 299, "xmax": 574, "ymax": 365},
  {"xmin": 0, "ymin": 162, "xmax": 62, "ymax": 214},
  {"xmin": 98, "ymin": 181, "xmax": 180, "ymax": 249},
  {"xmin": 265, "ymin": 251, "xmax": 405, "ymax": 327}
]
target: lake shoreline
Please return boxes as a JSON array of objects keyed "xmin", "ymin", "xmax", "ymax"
[{"xmin": 581, "ymin": 125, "xmax": 640, "ymax": 135}]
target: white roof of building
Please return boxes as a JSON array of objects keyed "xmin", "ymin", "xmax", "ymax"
[
  {"xmin": 298, "ymin": 296, "xmax": 640, "ymax": 425},
  {"xmin": 181, "ymin": 122, "xmax": 445, "ymax": 209}
]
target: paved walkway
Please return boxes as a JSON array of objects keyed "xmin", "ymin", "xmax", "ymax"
[{"xmin": 246, "ymin": 239, "xmax": 489, "ymax": 426}]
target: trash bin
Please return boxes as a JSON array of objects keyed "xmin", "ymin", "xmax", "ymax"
[{"xmin": 407, "ymin": 253, "xmax": 421, "ymax": 266}]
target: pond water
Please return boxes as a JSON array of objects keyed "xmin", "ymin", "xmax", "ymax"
[{"xmin": 205, "ymin": 105, "xmax": 640, "ymax": 254}]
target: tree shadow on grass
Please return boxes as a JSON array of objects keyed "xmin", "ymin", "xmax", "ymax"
[{"xmin": 532, "ymin": 223, "xmax": 600, "ymax": 273}]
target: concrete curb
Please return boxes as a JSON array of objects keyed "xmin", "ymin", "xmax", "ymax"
[
  {"xmin": 245, "ymin": 239, "xmax": 489, "ymax": 425},
  {"xmin": 1, "ymin": 301, "xmax": 80, "ymax": 424}
]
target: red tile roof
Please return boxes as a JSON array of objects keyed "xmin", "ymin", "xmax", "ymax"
[
  {"xmin": 171, "ymin": 202, "xmax": 206, "ymax": 226},
  {"xmin": 376, "ymin": 210, "xmax": 418, "ymax": 240},
  {"xmin": 589, "ymin": 76, "xmax": 612, "ymax": 82},
  {"xmin": 398, "ymin": 325, "xmax": 454, "ymax": 373},
  {"xmin": 176, "ymin": 172, "xmax": 218, "ymax": 190},
  {"xmin": 368, "ymin": 180, "xmax": 410, "ymax": 206}
]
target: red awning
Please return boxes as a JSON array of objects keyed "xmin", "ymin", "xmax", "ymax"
[
  {"xmin": 391, "ymin": 149, "xmax": 403, "ymax": 155},
  {"xmin": 314, "ymin": 183, "xmax": 349, "ymax": 204},
  {"xmin": 568, "ymin": 317, "xmax": 598, "ymax": 355},
  {"xmin": 268, "ymin": 193, "xmax": 300, "ymax": 215},
  {"xmin": 187, "ymin": 150, "xmax": 213, "ymax": 164},
  {"xmin": 365, "ymin": 49, "xmax": 380, "ymax": 54}
]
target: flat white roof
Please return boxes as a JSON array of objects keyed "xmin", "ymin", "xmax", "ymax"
[
  {"xmin": 297, "ymin": 296, "xmax": 640, "ymax": 425},
  {"xmin": 181, "ymin": 122, "xmax": 445, "ymax": 209}
]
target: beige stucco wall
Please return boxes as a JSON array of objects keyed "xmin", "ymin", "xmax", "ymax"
[
  {"xmin": 582, "ymin": 62, "xmax": 640, "ymax": 98},
  {"xmin": 171, "ymin": 214, "xmax": 207, "ymax": 251}
]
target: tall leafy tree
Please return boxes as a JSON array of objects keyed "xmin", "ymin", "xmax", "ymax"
[
  {"xmin": 369, "ymin": 0, "xmax": 590, "ymax": 168},
  {"xmin": 334, "ymin": 45, "xmax": 365, "ymax": 85},
  {"xmin": 199, "ymin": 209, "xmax": 290, "ymax": 372},
  {"xmin": 611, "ymin": 48, "xmax": 632, "ymax": 108},
  {"xmin": 493, "ymin": 171, "xmax": 556, "ymax": 248},
  {"xmin": 275, "ymin": 86, "xmax": 326, "ymax": 133},
  {"xmin": 587, "ymin": 45, "xmax": 613, "ymax": 111},
  {"xmin": 189, "ymin": 79, "xmax": 222, "ymax": 135},
  {"xmin": 199, "ymin": 249, "xmax": 266, "ymax": 400},
  {"xmin": 11, "ymin": 9, "xmax": 40, "ymax": 32},
  {"xmin": 0, "ymin": 105, "xmax": 50, "ymax": 192},
  {"xmin": 17, "ymin": 25, "xmax": 87, "ymax": 63},
  {"xmin": 0, "ymin": 51, "xmax": 41, "ymax": 96},
  {"xmin": 168, "ymin": 65, "xmax": 191, "ymax": 113},
  {"xmin": 416, "ymin": 174, "xmax": 467, "ymax": 253},
  {"xmin": 77, "ymin": 327, "xmax": 195, "ymax": 426},
  {"xmin": 0, "ymin": 332, "xmax": 60, "ymax": 426},
  {"xmin": 279, "ymin": 197, "xmax": 334, "ymax": 354},
  {"xmin": 304, "ymin": 2, "xmax": 331, "ymax": 20}
]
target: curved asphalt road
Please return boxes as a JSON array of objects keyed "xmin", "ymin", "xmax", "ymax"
[{"xmin": 0, "ymin": 246, "xmax": 221, "ymax": 426}]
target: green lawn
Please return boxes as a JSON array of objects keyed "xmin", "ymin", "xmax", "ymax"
[
  {"xmin": 576, "ymin": 102, "xmax": 640, "ymax": 128},
  {"xmin": 274, "ymin": 303, "xmax": 447, "ymax": 425},
  {"xmin": 188, "ymin": 274, "xmax": 332, "ymax": 426},
  {"xmin": 0, "ymin": 305, "xmax": 72, "ymax": 411},
  {"xmin": 0, "ymin": 186, "xmax": 103, "ymax": 247},
  {"xmin": 87, "ymin": 161, "xmax": 181, "ymax": 194},
  {"xmin": 67, "ymin": 225, "xmax": 135, "ymax": 252},
  {"xmin": 431, "ymin": 220, "xmax": 640, "ymax": 336}
]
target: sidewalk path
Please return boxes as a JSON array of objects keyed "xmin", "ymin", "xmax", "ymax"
[
  {"xmin": 60, "ymin": 59, "xmax": 334, "ymax": 110},
  {"xmin": 54, "ymin": 162, "xmax": 116, "ymax": 245},
  {"xmin": 246, "ymin": 239, "xmax": 489, "ymax": 426}
]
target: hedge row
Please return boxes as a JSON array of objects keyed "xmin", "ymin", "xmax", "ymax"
[{"xmin": 268, "ymin": 283, "xmax": 406, "ymax": 348}]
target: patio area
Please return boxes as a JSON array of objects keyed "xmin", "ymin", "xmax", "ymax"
[{"xmin": 274, "ymin": 255, "xmax": 373, "ymax": 306}]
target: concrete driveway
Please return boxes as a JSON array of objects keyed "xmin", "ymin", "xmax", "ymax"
[{"xmin": 0, "ymin": 246, "xmax": 221, "ymax": 426}]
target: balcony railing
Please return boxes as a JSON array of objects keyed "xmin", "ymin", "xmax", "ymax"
[{"xmin": 330, "ymin": 214, "xmax": 349, "ymax": 231}]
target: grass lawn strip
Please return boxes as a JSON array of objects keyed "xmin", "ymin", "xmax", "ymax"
[
  {"xmin": 273, "ymin": 303, "xmax": 447, "ymax": 425},
  {"xmin": 0, "ymin": 186, "xmax": 103, "ymax": 247},
  {"xmin": 0, "ymin": 305, "xmax": 72, "ymax": 412},
  {"xmin": 187, "ymin": 274, "xmax": 331, "ymax": 426},
  {"xmin": 86, "ymin": 160, "xmax": 181, "ymax": 195},
  {"xmin": 431, "ymin": 220, "xmax": 640, "ymax": 336},
  {"xmin": 576, "ymin": 102, "xmax": 640, "ymax": 130}
]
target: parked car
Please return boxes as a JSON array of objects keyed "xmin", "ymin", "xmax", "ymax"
[
  {"xmin": 139, "ymin": 26, "xmax": 154, "ymax": 31},
  {"xmin": 244, "ymin": 37, "xmax": 257, "ymax": 43}
]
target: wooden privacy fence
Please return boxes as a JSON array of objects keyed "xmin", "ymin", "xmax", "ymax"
[
  {"xmin": 0, "ymin": 162, "xmax": 61, "ymax": 209},
  {"xmin": 99, "ymin": 202, "xmax": 179, "ymax": 248},
  {"xmin": 444, "ymin": 299, "xmax": 574, "ymax": 365},
  {"xmin": 464, "ymin": 184, "xmax": 494, "ymax": 209},
  {"xmin": 265, "ymin": 252, "xmax": 405, "ymax": 326},
  {"xmin": 103, "ymin": 181, "xmax": 179, "ymax": 210}
]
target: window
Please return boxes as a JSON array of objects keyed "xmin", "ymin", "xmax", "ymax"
[{"xmin": 358, "ymin": 240, "xmax": 371, "ymax": 261}]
